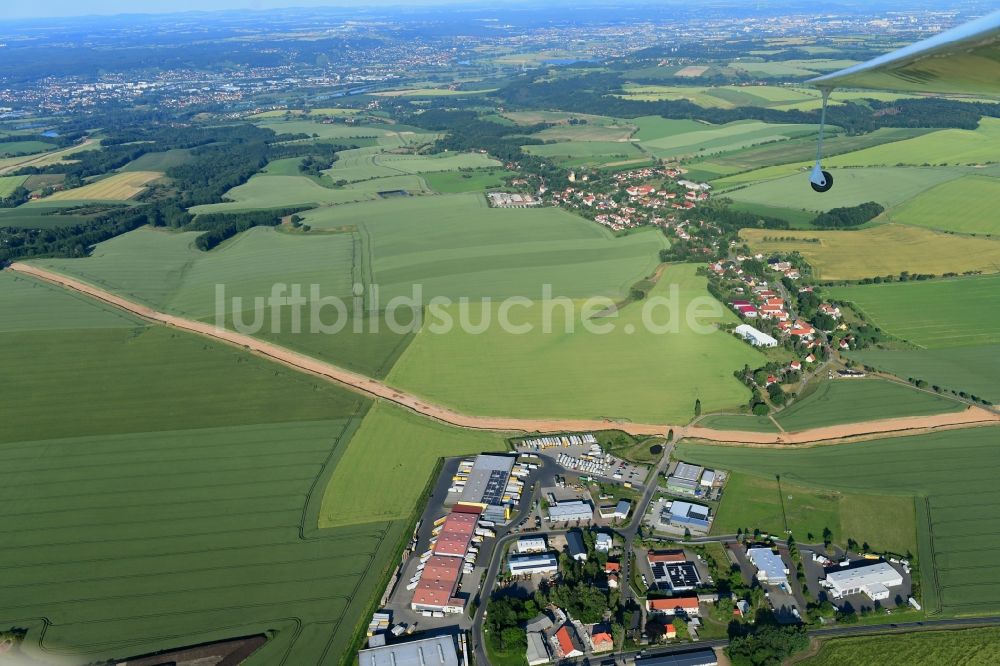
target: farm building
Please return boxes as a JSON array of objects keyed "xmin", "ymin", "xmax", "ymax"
[
  {"xmin": 825, "ymin": 561, "xmax": 904, "ymax": 601},
  {"xmin": 733, "ymin": 324, "xmax": 778, "ymax": 348},
  {"xmin": 636, "ymin": 648, "xmax": 718, "ymax": 666},
  {"xmin": 747, "ymin": 548, "xmax": 789, "ymax": 590},
  {"xmin": 548, "ymin": 500, "xmax": 593, "ymax": 523},
  {"xmin": 509, "ymin": 553, "xmax": 559, "ymax": 576},
  {"xmin": 526, "ymin": 631, "xmax": 551, "ymax": 665},
  {"xmin": 567, "ymin": 531, "xmax": 588, "ymax": 562},
  {"xmin": 517, "ymin": 536, "xmax": 548, "ymax": 554},
  {"xmin": 357, "ymin": 635, "xmax": 459, "ymax": 666},
  {"xmin": 645, "ymin": 596, "xmax": 701, "ymax": 617},
  {"xmin": 663, "ymin": 501, "xmax": 712, "ymax": 532}
]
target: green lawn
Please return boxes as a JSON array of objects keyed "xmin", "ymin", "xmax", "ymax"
[
  {"xmin": 890, "ymin": 175, "xmax": 1000, "ymax": 235},
  {"xmin": 387, "ymin": 263, "xmax": 764, "ymax": 423},
  {"xmin": 848, "ymin": 346, "xmax": 1000, "ymax": 403},
  {"xmin": 773, "ymin": 378, "xmax": 964, "ymax": 432},
  {"xmin": 319, "ymin": 403, "xmax": 506, "ymax": 527},
  {"xmin": 711, "ymin": 472, "xmax": 917, "ymax": 555},
  {"xmin": 801, "ymin": 626, "xmax": 1000, "ymax": 665},
  {"xmin": 832, "ymin": 275, "xmax": 1000, "ymax": 349},
  {"xmin": 678, "ymin": 426, "xmax": 1000, "ymax": 616}
]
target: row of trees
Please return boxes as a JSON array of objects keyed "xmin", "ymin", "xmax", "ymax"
[{"xmin": 812, "ymin": 201, "xmax": 885, "ymax": 228}]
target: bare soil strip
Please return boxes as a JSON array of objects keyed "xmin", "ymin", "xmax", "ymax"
[{"xmin": 9, "ymin": 262, "xmax": 1000, "ymax": 444}]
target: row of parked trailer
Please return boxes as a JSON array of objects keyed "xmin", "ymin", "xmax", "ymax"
[{"xmin": 518, "ymin": 432, "xmax": 599, "ymax": 450}]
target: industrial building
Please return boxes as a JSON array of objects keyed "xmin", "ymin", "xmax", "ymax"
[
  {"xmin": 636, "ymin": 647, "xmax": 718, "ymax": 666},
  {"xmin": 433, "ymin": 505, "xmax": 481, "ymax": 558},
  {"xmin": 567, "ymin": 531, "xmax": 588, "ymax": 562},
  {"xmin": 652, "ymin": 561, "xmax": 701, "ymax": 592},
  {"xmin": 826, "ymin": 561, "xmax": 904, "ymax": 601},
  {"xmin": 509, "ymin": 553, "xmax": 559, "ymax": 576},
  {"xmin": 734, "ymin": 324, "xmax": 778, "ymax": 348},
  {"xmin": 410, "ymin": 555, "xmax": 465, "ymax": 614},
  {"xmin": 547, "ymin": 500, "xmax": 593, "ymax": 523},
  {"xmin": 747, "ymin": 547, "xmax": 789, "ymax": 590},
  {"xmin": 600, "ymin": 499, "xmax": 632, "ymax": 520},
  {"xmin": 666, "ymin": 462, "xmax": 703, "ymax": 495},
  {"xmin": 663, "ymin": 501, "xmax": 711, "ymax": 532},
  {"xmin": 458, "ymin": 454, "xmax": 518, "ymax": 523},
  {"xmin": 357, "ymin": 635, "xmax": 460, "ymax": 666},
  {"xmin": 516, "ymin": 536, "xmax": 548, "ymax": 554}
]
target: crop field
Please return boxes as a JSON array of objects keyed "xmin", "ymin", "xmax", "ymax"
[
  {"xmin": 523, "ymin": 140, "xmax": 645, "ymax": 168},
  {"xmin": 832, "ymin": 276, "xmax": 1000, "ymax": 349},
  {"xmin": 0, "ymin": 205, "xmax": 101, "ymax": 230},
  {"xmin": 773, "ymin": 378, "xmax": 964, "ymax": 432},
  {"xmin": 256, "ymin": 119, "xmax": 404, "ymax": 143},
  {"xmin": 533, "ymin": 122, "xmax": 636, "ymax": 142},
  {"xmin": 46, "ymin": 171, "xmax": 162, "ymax": 201},
  {"xmin": 740, "ymin": 225, "xmax": 1000, "ymax": 280},
  {"xmin": 121, "ymin": 148, "xmax": 193, "ymax": 172},
  {"xmin": 635, "ymin": 119, "xmax": 820, "ymax": 160},
  {"xmin": 421, "ymin": 168, "xmax": 513, "ymax": 193},
  {"xmin": 299, "ymin": 193, "xmax": 667, "ymax": 302},
  {"xmin": 679, "ymin": 426, "xmax": 1000, "ymax": 616},
  {"xmin": 0, "ymin": 139, "xmax": 97, "ymax": 175},
  {"xmin": 387, "ymin": 264, "xmax": 764, "ymax": 423},
  {"xmin": 617, "ymin": 84, "xmax": 818, "ymax": 109},
  {"xmin": 500, "ymin": 110, "xmax": 626, "ymax": 126},
  {"xmin": 319, "ymin": 403, "xmax": 505, "ymax": 527},
  {"xmin": 720, "ymin": 167, "xmax": 962, "ymax": 212},
  {"xmin": 801, "ymin": 626, "xmax": 1000, "ymax": 666},
  {"xmin": 848, "ymin": 346, "xmax": 1000, "ymax": 404},
  {"xmin": 711, "ymin": 472, "xmax": 916, "ymax": 555},
  {"xmin": 0, "ymin": 269, "xmax": 504, "ymax": 665},
  {"xmin": 633, "ymin": 116, "xmax": 710, "ymax": 141},
  {"xmin": 374, "ymin": 152, "xmax": 500, "ymax": 173},
  {"xmin": 0, "ymin": 174, "xmax": 27, "ymax": 196},
  {"xmin": 693, "ymin": 128, "xmax": 931, "ymax": 180},
  {"xmin": 696, "ymin": 413, "xmax": 779, "ymax": 432},
  {"xmin": 0, "ymin": 139, "xmax": 57, "ymax": 156},
  {"xmin": 370, "ymin": 87, "xmax": 496, "ymax": 97},
  {"xmin": 889, "ymin": 175, "xmax": 1000, "ymax": 235}
]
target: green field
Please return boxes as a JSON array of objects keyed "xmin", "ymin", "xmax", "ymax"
[
  {"xmin": 533, "ymin": 122, "xmax": 636, "ymax": 142},
  {"xmin": 773, "ymin": 379, "xmax": 964, "ymax": 432},
  {"xmin": 848, "ymin": 346, "xmax": 1000, "ymax": 403},
  {"xmin": 421, "ymin": 168, "xmax": 513, "ymax": 193},
  {"xmin": 523, "ymin": 140, "xmax": 646, "ymax": 168},
  {"xmin": 0, "ymin": 174, "xmax": 27, "ymax": 196},
  {"xmin": 319, "ymin": 147, "xmax": 496, "ymax": 183},
  {"xmin": 801, "ymin": 626, "xmax": 1000, "ymax": 665},
  {"xmin": 741, "ymin": 225, "xmax": 1000, "ymax": 280},
  {"xmin": 121, "ymin": 148, "xmax": 193, "ymax": 172},
  {"xmin": 387, "ymin": 263, "xmax": 764, "ymax": 423},
  {"xmin": 711, "ymin": 472, "xmax": 917, "ymax": 555},
  {"xmin": 696, "ymin": 413, "xmax": 780, "ymax": 432},
  {"xmin": 319, "ymin": 403, "xmax": 505, "ymax": 527},
  {"xmin": 832, "ymin": 276, "xmax": 1000, "ymax": 349},
  {"xmin": 889, "ymin": 175, "xmax": 1000, "ymax": 235},
  {"xmin": 721, "ymin": 167, "xmax": 964, "ymax": 213},
  {"xmin": 0, "ymin": 139, "xmax": 57, "ymax": 156},
  {"xmin": 635, "ymin": 118, "xmax": 821, "ymax": 161},
  {"xmin": 679, "ymin": 426, "xmax": 1000, "ymax": 616}
]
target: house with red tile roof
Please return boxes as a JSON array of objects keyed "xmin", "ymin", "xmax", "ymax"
[
  {"xmin": 553, "ymin": 625, "xmax": 584, "ymax": 658},
  {"xmin": 646, "ymin": 596, "xmax": 700, "ymax": 616}
]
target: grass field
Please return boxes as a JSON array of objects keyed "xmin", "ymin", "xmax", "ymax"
[
  {"xmin": 711, "ymin": 472, "xmax": 917, "ymax": 555},
  {"xmin": 533, "ymin": 122, "xmax": 636, "ymax": 142},
  {"xmin": 800, "ymin": 625, "xmax": 1000, "ymax": 665},
  {"xmin": 370, "ymin": 87, "xmax": 496, "ymax": 97},
  {"xmin": 773, "ymin": 378, "xmax": 964, "ymax": 432},
  {"xmin": 720, "ymin": 167, "xmax": 963, "ymax": 213},
  {"xmin": 319, "ymin": 148, "xmax": 495, "ymax": 183},
  {"xmin": 421, "ymin": 168, "xmax": 513, "ymax": 193},
  {"xmin": 46, "ymin": 171, "xmax": 162, "ymax": 201},
  {"xmin": 319, "ymin": 403, "xmax": 505, "ymax": 527},
  {"xmin": 832, "ymin": 275, "xmax": 1000, "ymax": 349},
  {"xmin": 679, "ymin": 426, "xmax": 1000, "ymax": 616},
  {"xmin": 617, "ymin": 84, "xmax": 821, "ymax": 109},
  {"xmin": 696, "ymin": 413, "xmax": 779, "ymax": 432},
  {"xmin": 0, "ymin": 139, "xmax": 57, "ymax": 156},
  {"xmin": 889, "ymin": 175, "xmax": 1000, "ymax": 235},
  {"xmin": 523, "ymin": 140, "xmax": 645, "ymax": 168},
  {"xmin": 0, "ymin": 139, "xmax": 97, "ymax": 175},
  {"xmin": 121, "ymin": 148, "xmax": 193, "ymax": 172},
  {"xmin": 740, "ymin": 225, "xmax": 1000, "ymax": 280},
  {"xmin": 0, "ymin": 174, "xmax": 27, "ymax": 196},
  {"xmin": 387, "ymin": 263, "xmax": 764, "ymax": 423},
  {"xmin": 848, "ymin": 346, "xmax": 1000, "ymax": 403},
  {"xmin": 0, "ymin": 206, "xmax": 100, "ymax": 229},
  {"xmin": 635, "ymin": 118, "xmax": 821, "ymax": 160}
]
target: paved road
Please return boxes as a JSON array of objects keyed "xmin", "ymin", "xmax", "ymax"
[{"xmin": 10, "ymin": 262, "xmax": 1000, "ymax": 446}]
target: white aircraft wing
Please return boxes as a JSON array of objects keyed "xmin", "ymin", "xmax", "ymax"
[{"xmin": 808, "ymin": 10, "xmax": 1000, "ymax": 95}]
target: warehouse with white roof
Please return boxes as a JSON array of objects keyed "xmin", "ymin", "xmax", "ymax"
[
  {"xmin": 734, "ymin": 324, "xmax": 778, "ymax": 348},
  {"xmin": 826, "ymin": 561, "xmax": 903, "ymax": 601},
  {"xmin": 747, "ymin": 547, "xmax": 789, "ymax": 590}
]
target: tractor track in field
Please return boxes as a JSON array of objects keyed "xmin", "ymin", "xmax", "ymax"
[{"xmin": 9, "ymin": 261, "xmax": 1000, "ymax": 446}]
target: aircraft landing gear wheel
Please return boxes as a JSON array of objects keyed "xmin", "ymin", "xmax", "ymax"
[{"xmin": 810, "ymin": 170, "xmax": 833, "ymax": 193}]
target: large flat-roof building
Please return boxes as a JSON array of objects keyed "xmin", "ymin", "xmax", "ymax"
[
  {"xmin": 663, "ymin": 501, "xmax": 711, "ymax": 532},
  {"xmin": 652, "ymin": 561, "xmax": 701, "ymax": 592},
  {"xmin": 516, "ymin": 536, "xmax": 548, "ymax": 554},
  {"xmin": 548, "ymin": 500, "xmax": 593, "ymax": 523},
  {"xmin": 636, "ymin": 647, "xmax": 718, "ymax": 666},
  {"xmin": 459, "ymin": 454, "xmax": 517, "ymax": 523},
  {"xmin": 826, "ymin": 561, "xmax": 904, "ymax": 601},
  {"xmin": 357, "ymin": 635, "xmax": 459, "ymax": 666},
  {"xmin": 734, "ymin": 323, "xmax": 778, "ymax": 348},
  {"xmin": 747, "ymin": 547, "xmax": 789, "ymax": 590},
  {"xmin": 411, "ymin": 555, "xmax": 465, "ymax": 614},
  {"xmin": 666, "ymin": 462, "xmax": 704, "ymax": 495},
  {"xmin": 433, "ymin": 504, "xmax": 482, "ymax": 558},
  {"xmin": 509, "ymin": 553, "xmax": 559, "ymax": 576}
]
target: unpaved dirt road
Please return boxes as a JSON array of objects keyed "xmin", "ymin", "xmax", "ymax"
[{"xmin": 10, "ymin": 261, "xmax": 1000, "ymax": 445}]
